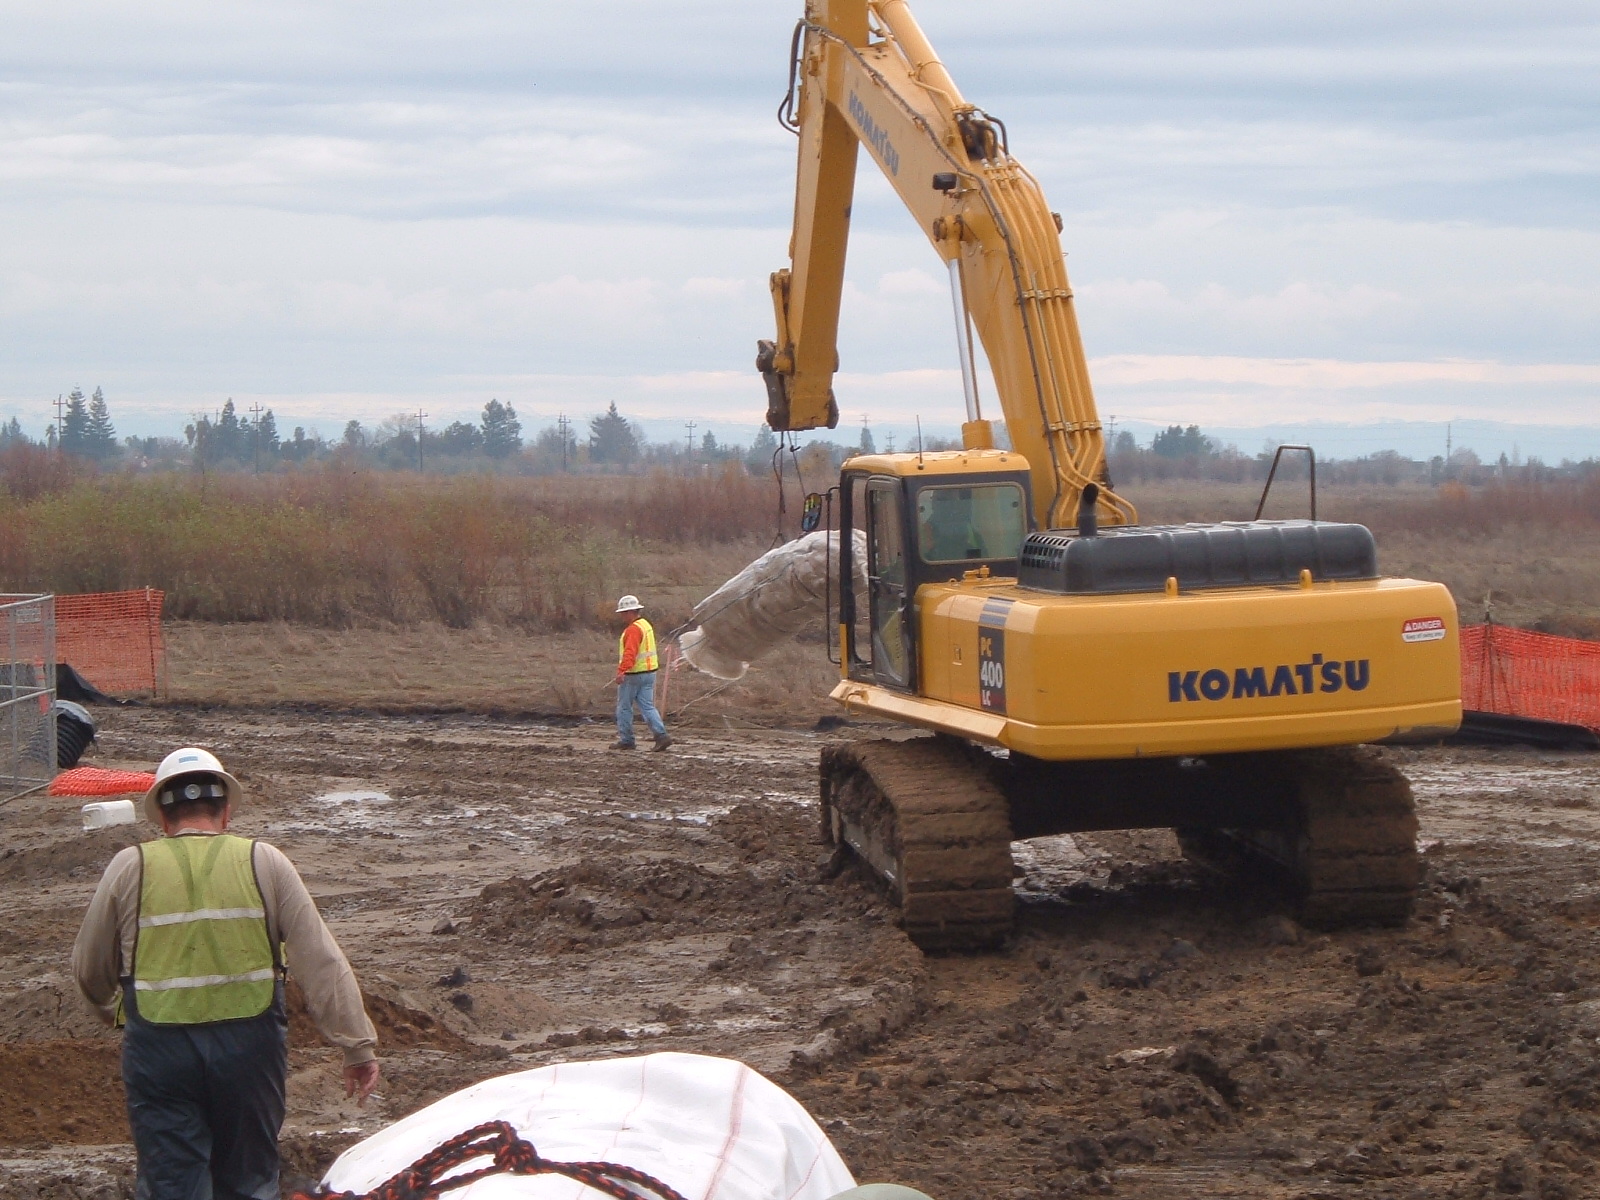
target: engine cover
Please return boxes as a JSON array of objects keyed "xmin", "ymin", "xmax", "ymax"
[{"xmin": 1018, "ymin": 520, "xmax": 1378, "ymax": 595}]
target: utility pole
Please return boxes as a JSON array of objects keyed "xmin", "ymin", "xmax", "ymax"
[
  {"xmin": 1446, "ymin": 423, "xmax": 1452, "ymax": 462},
  {"xmin": 53, "ymin": 393, "xmax": 65, "ymax": 454},
  {"xmin": 249, "ymin": 401, "xmax": 265, "ymax": 473},
  {"xmin": 685, "ymin": 421, "xmax": 697, "ymax": 461},
  {"xmin": 557, "ymin": 414, "xmax": 571, "ymax": 471},
  {"xmin": 415, "ymin": 409, "xmax": 427, "ymax": 472},
  {"xmin": 1107, "ymin": 414, "xmax": 1117, "ymax": 446}
]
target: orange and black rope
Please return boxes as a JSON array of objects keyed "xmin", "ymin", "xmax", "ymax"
[{"xmin": 292, "ymin": 1120, "xmax": 690, "ymax": 1200}]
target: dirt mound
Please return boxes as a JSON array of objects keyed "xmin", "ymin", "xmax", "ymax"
[
  {"xmin": 0, "ymin": 984, "xmax": 464, "ymax": 1152},
  {"xmin": 469, "ymin": 796, "xmax": 844, "ymax": 954},
  {"xmin": 285, "ymin": 978, "xmax": 469, "ymax": 1053},
  {"xmin": 0, "ymin": 825, "xmax": 145, "ymax": 884},
  {"xmin": 0, "ymin": 1040, "xmax": 127, "ymax": 1147},
  {"xmin": 470, "ymin": 856, "xmax": 822, "ymax": 949},
  {"xmin": 711, "ymin": 799, "xmax": 811, "ymax": 859}
]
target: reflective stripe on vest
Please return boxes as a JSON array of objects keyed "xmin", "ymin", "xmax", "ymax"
[
  {"xmin": 620, "ymin": 618, "xmax": 659, "ymax": 673},
  {"xmin": 133, "ymin": 835, "xmax": 276, "ymax": 1025}
]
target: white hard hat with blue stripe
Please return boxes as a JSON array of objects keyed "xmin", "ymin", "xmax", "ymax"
[{"xmin": 142, "ymin": 746, "xmax": 244, "ymax": 824}]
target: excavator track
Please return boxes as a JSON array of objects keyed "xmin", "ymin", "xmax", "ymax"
[
  {"xmin": 820, "ymin": 738, "xmax": 1016, "ymax": 951},
  {"xmin": 1175, "ymin": 745, "xmax": 1421, "ymax": 928}
]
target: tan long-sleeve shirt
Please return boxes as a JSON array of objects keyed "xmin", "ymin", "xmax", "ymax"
[{"xmin": 72, "ymin": 830, "xmax": 377, "ymax": 1066}]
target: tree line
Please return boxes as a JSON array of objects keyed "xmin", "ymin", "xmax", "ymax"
[
  {"xmin": 9, "ymin": 394, "xmax": 1586, "ymax": 486},
  {"xmin": 0, "ymin": 392, "xmax": 811, "ymax": 475}
]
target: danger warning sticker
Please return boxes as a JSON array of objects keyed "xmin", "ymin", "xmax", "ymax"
[{"xmin": 1402, "ymin": 617, "xmax": 1447, "ymax": 643}]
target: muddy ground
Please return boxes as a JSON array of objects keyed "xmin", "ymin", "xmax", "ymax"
[{"xmin": 4, "ymin": 705, "xmax": 1600, "ymax": 1200}]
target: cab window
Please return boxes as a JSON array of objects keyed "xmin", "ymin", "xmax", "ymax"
[
  {"xmin": 915, "ymin": 483, "xmax": 1025, "ymax": 564},
  {"xmin": 869, "ymin": 484, "xmax": 906, "ymax": 584}
]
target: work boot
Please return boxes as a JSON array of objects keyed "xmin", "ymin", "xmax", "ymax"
[
  {"xmin": 653, "ymin": 733, "xmax": 673, "ymax": 752},
  {"xmin": 609, "ymin": 740, "xmax": 635, "ymax": 751}
]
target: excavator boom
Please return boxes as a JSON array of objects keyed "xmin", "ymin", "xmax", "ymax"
[{"xmin": 761, "ymin": 0, "xmax": 1134, "ymax": 531}]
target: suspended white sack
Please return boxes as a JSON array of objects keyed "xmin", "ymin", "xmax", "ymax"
[
  {"xmin": 321, "ymin": 1052, "xmax": 855, "ymax": 1200},
  {"xmin": 679, "ymin": 530, "xmax": 867, "ymax": 681}
]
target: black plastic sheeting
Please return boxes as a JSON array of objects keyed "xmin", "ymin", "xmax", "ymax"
[{"xmin": 56, "ymin": 663, "xmax": 119, "ymax": 706}]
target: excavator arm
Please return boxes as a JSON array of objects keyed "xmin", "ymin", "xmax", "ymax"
[{"xmin": 760, "ymin": 0, "xmax": 1136, "ymax": 530}]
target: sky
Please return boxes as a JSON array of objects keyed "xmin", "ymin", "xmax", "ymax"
[{"xmin": 1, "ymin": 0, "xmax": 1596, "ymax": 459}]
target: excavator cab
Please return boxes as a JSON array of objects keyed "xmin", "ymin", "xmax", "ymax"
[{"xmin": 839, "ymin": 450, "xmax": 1032, "ymax": 692}]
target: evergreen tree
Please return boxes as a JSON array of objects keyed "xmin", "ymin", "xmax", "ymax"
[
  {"xmin": 746, "ymin": 423, "xmax": 778, "ymax": 472},
  {"xmin": 217, "ymin": 399, "xmax": 242, "ymax": 461},
  {"xmin": 435, "ymin": 421, "xmax": 484, "ymax": 456},
  {"xmin": 257, "ymin": 409, "xmax": 280, "ymax": 455},
  {"xmin": 284, "ymin": 426, "xmax": 318, "ymax": 462},
  {"xmin": 0, "ymin": 417, "xmax": 25, "ymax": 447},
  {"xmin": 84, "ymin": 387, "xmax": 118, "ymax": 460},
  {"xmin": 481, "ymin": 399, "xmax": 523, "ymax": 459},
  {"xmin": 588, "ymin": 402, "xmax": 638, "ymax": 464},
  {"xmin": 858, "ymin": 423, "xmax": 876, "ymax": 455},
  {"xmin": 1150, "ymin": 424, "xmax": 1213, "ymax": 459},
  {"xmin": 701, "ymin": 430, "xmax": 720, "ymax": 456},
  {"xmin": 186, "ymin": 414, "xmax": 216, "ymax": 468},
  {"xmin": 60, "ymin": 387, "xmax": 91, "ymax": 455}
]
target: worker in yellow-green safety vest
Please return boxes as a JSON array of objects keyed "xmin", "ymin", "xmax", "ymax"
[
  {"xmin": 612, "ymin": 593, "xmax": 672, "ymax": 752},
  {"xmin": 73, "ymin": 747, "xmax": 380, "ymax": 1200}
]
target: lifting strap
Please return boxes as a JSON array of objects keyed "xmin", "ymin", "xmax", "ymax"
[{"xmin": 292, "ymin": 1120, "xmax": 689, "ymax": 1200}]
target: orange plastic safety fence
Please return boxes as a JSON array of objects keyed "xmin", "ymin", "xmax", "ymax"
[
  {"xmin": 54, "ymin": 588, "xmax": 166, "ymax": 697},
  {"xmin": 49, "ymin": 766, "xmax": 156, "ymax": 796},
  {"xmin": 1461, "ymin": 624, "xmax": 1600, "ymax": 733}
]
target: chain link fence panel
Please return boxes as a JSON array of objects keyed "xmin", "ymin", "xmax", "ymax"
[{"xmin": 2, "ymin": 594, "xmax": 56, "ymax": 803}]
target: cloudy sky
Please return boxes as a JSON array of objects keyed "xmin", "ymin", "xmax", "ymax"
[{"xmin": 2, "ymin": 1, "xmax": 1596, "ymax": 457}]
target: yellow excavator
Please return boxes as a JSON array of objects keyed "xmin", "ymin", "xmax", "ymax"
[{"xmin": 757, "ymin": 0, "xmax": 1462, "ymax": 949}]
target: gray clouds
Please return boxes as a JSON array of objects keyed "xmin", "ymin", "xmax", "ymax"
[{"xmin": 0, "ymin": 0, "xmax": 1595, "ymax": 438}]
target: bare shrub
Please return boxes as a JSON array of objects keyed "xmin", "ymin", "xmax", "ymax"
[{"xmin": 0, "ymin": 467, "xmax": 774, "ymax": 629}]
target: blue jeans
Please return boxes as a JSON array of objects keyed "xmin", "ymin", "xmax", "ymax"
[{"xmin": 616, "ymin": 671, "xmax": 666, "ymax": 745}]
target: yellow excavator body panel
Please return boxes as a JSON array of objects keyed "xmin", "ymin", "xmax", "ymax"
[
  {"xmin": 842, "ymin": 448, "xmax": 1026, "ymax": 478},
  {"xmin": 833, "ymin": 575, "xmax": 1461, "ymax": 759}
]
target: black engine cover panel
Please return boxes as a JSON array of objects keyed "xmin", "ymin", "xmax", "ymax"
[{"xmin": 1017, "ymin": 520, "xmax": 1378, "ymax": 595}]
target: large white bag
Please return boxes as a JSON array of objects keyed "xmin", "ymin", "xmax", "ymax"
[
  {"xmin": 678, "ymin": 531, "xmax": 868, "ymax": 681},
  {"xmin": 321, "ymin": 1052, "xmax": 856, "ymax": 1200}
]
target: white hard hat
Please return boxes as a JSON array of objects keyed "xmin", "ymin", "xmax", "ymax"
[
  {"xmin": 615, "ymin": 594, "xmax": 643, "ymax": 613},
  {"xmin": 143, "ymin": 747, "xmax": 244, "ymax": 825}
]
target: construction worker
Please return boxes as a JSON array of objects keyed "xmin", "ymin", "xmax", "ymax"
[
  {"xmin": 72, "ymin": 747, "xmax": 380, "ymax": 1200},
  {"xmin": 613, "ymin": 594, "xmax": 672, "ymax": 751}
]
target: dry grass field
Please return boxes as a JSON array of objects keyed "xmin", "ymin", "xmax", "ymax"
[
  {"xmin": 3, "ymin": 461, "xmax": 1596, "ymax": 719},
  {"xmin": 5, "ymin": 457, "xmax": 1598, "ymax": 643}
]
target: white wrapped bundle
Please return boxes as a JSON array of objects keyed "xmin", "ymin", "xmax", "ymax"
[
  {"xmin": 321, "ymin": 1052, "xmax": 854, "ymax": 1200},
  {"xmin": 678, "ymin": 530, "xmax": 868, "ymax": 681}
]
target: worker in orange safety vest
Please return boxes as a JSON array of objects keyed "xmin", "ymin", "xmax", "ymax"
[{"xmin": 612, "ymin": 595, "xmax": 672, "ymax": 751}]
